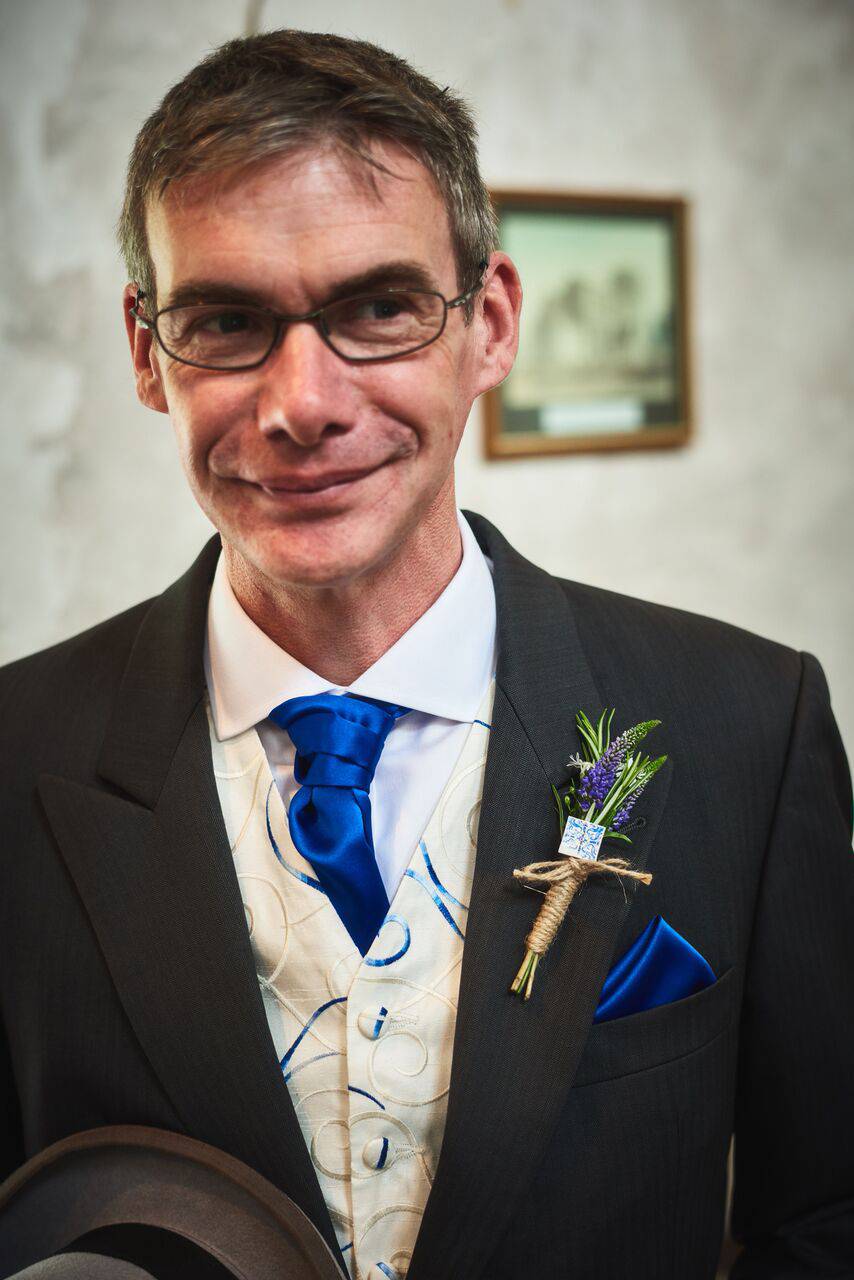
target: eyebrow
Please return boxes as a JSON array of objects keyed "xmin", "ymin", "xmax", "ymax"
[{"xmin": 161, "ymin": 260, "xmax": 440, "ymax": 311}]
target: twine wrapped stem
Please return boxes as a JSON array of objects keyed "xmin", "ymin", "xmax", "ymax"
[{"xmin": 510, "ymin": 855, "xmax": 653, "ymax": 999}]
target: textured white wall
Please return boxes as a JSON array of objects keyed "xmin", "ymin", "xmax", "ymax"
[{"xmin": 1, "ymin": 0, "xmax": 852, "ymax": 762}]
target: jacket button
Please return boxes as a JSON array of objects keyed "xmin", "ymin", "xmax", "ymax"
[
  {"xmin": 363, "ymin": 1136, "xmax": 395, "ymax": 1170},
  {"xmin": 357, "ymin": 1004, "xmax": 390, "ymax": 1039}
]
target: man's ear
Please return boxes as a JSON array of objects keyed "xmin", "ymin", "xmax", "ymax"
[
  {"xmin": 123, "ymin": 283, "xmax": 169, "ymax": 414},
  {"xmin": 470, "ymin": 253, "xmax": 522, "ymax": 398}
]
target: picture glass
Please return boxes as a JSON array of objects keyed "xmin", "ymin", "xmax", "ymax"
[{"xmin": 500, "ymin": 207, "xmax": 684, "ymax": 439}]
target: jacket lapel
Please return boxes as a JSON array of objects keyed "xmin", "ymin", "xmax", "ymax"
[
  {"xmin": 37, "ymin": 536, "xmax": 347, "ymax": 1273},
  {"xmin": 407, "ymin": 512, "xmax": 673, "ymax": 1280}
]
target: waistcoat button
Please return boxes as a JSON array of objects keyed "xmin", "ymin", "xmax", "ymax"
[
  {"xmin": 363, "ymin": 1135, "xmax": 395, "ymax": 1170},
  {"xmin": 357, "ymin": 1004, "xmax": 390, "ymax": 1039}
]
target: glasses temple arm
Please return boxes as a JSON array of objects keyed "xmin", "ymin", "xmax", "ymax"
[
  {"xmin": 446, "ymin": 259, "xmax": 490, "ymax": 310},
  {"xmin": 130, "ymin": 290, "xmax": 152, "ymax": 329}
]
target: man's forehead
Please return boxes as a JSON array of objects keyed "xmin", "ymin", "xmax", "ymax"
[{"xmin": 145, "ymin": 140, "xmax": 455, "ymax": 299}]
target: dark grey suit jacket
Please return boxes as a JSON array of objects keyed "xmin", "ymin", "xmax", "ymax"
[{"xmin": 1, "ymin": 512, "xmax": 852, "ymax": 1279}]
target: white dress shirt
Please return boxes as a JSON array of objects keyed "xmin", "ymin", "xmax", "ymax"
[{"xmin": 203, "ymin": 511, "xmax": 497, "ymax": 901}]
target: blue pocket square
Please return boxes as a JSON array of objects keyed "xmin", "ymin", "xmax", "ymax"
[{"xmin": 594, "ymin": 915, "xmax": 716, "ymax": 1023}]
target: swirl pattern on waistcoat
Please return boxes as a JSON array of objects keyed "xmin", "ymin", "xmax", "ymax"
[{"xmin": 208, "ymin": 680, "xmax": 495, "ymax": 1279}]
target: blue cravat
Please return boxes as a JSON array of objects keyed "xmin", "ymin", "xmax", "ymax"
[{"xmin": 268, "ymin": 692, "xmax": 410, "ymax": 956}]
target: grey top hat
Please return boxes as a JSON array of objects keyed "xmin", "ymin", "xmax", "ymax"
[{"xmin": 0, "ymin": 1126, "xmax": 345, "ymax": 1280}]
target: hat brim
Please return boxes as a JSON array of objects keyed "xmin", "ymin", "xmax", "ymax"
[{"xmin": 0, "ymin": 1125, "xmax": 344, "ymax": 1280}]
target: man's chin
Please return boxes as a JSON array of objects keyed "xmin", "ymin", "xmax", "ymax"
[
  {"xmin": 259, "ymin": 556, "xmax": 375, "ymax": 591},
  {"xmin": 226, "ymin": 522, "xmax": 396, "ymax": 592}
]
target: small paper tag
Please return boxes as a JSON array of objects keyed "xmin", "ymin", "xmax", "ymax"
[{"xmin": 559, "ymin": 815, "xmax": 606, "ymax": 862}]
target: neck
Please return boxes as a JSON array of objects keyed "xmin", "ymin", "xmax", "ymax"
[{"xmin": 222, "ymin": 497, "xmax": 464, "ymax": 687}]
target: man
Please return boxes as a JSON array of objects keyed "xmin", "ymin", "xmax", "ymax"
[{"xmin": 1, "ymin": 28, "xmax": 852, "ymax": 1280}]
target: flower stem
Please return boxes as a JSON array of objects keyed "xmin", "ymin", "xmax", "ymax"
[{"xmin": 510, "ymin": 949, "xmax": 540, "ymax": 1000}]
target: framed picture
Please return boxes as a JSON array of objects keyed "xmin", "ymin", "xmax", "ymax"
[{"xmin": 483, "ymin": 190, "xmax": 693, "ymax": 459}]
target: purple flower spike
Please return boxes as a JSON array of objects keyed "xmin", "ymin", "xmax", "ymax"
[
  {"xmin": 578, "ymin": 747, "xmax": 622, "ymax": 810},
  {"xmin": 611, "ymin": 794, "xmax": 637, "ymax": 829},
  {"xmin": 577, "ymin": 736, "xmax": 629, "ymax": 813}
]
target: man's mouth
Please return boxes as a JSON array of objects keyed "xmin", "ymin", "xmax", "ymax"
[{"xmin": 244, "ymin": 460, "xmax": 390, "ymax": 500}]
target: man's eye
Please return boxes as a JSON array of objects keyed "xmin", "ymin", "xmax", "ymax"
[
  {"xmin": 345, "ymin": 296, "xmax": 410, "ymax": 323},
  {"xmin": 196, "ymin": 309, "xmax": 258, "ymax": 335},
  {"xmin": 326, "ymin": 291, "xmax": 438, "ymax": 354}
]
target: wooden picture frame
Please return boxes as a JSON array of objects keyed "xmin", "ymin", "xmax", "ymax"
[{"xmin": 483, "ymin": 190, "xmax": 693, "ymax": 459}]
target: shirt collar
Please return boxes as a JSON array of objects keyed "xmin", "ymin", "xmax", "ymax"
[{"xmin": 204, "ymin": 511, "xmax": 497, "ymax": 741}]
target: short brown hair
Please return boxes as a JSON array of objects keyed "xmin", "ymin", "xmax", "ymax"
[{"xmin": 117, "ymin": 29, "xmax": 498, "ymax": 310}]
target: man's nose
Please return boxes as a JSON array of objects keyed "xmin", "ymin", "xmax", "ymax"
[{"xmin": 254, "ymin": 320, "xmax": 356, "ymax": 447}]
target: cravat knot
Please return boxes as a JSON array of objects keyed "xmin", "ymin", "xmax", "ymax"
[{"xmin": 269, "ymin": 692, "xmax": 409, "ymax": 793}]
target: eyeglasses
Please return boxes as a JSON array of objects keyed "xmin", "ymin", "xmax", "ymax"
[{"xmin": 130, "ymin": 262, "xmax": 488, "ymax": 371}]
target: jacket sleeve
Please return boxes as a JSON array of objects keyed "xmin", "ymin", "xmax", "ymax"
[{"xmin": 730, "ymin": 651, "xmax": 854, "ymax": 1276}]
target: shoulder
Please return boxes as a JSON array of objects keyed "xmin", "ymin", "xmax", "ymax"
[
  {"xmin": 559, "ymin": 574, "xmax": 801, "ymax": 682},
  {"xmin": 553, "ymin": 574, "xmax": 807, "ymax": 750},
  {"xmin": 0, "ymin": 597, "xmax": 154, "ymax": 780},
  {"xmin": 0, "ymin": 596, "xmax": 153, "ymax": 692},
  {"xmin": 470, "ymin": 508, "xmax": 804, "ymax": 719}
]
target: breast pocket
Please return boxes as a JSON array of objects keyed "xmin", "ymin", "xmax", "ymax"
[{"xmin": 574, "ymin": 965, "xmax": 737, "ymax": 1086}]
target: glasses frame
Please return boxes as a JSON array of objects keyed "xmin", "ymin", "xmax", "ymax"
[{"xmin": 130, "ymin": 261, "xmax": 488, "ymax": 371}]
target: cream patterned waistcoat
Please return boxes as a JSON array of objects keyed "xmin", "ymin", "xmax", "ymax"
[{"xmin": 207, "ymin": 680, "xmax": 495, "ymax": 1280}]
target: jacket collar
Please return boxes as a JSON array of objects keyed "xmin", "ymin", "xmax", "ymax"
[
  {"xmin": 95, "ymin": 510, "xmax": 601, "ymax": 804},
  {"xmin": 95, "ymin": 534, "xmax": 220, "ymax": 808}
]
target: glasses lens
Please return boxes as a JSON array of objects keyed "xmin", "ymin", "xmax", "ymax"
[
  {"xmin": 157, "ymin": 305, "xmax": 275, "ymax": 368},
  {"xmin": 325, "ymin": 291, "xmax": 444, "ymax": 358}
]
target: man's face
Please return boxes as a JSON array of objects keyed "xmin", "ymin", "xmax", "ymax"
[{"xmin": 129, "ymin": 142, "xmax": 511, "ymax": 590}]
